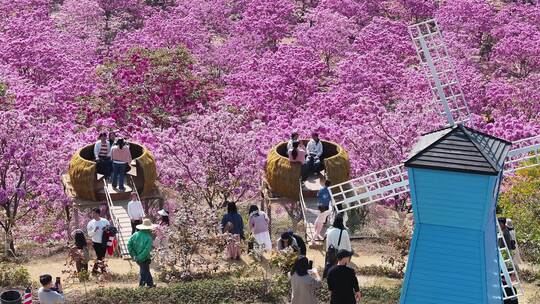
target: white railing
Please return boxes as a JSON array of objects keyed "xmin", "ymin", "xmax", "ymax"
[
  {"xmin": 505, "ymin": 135, "xmax": 540, "ymax": 173},
  {"xmin": 329, "ymin": 164, "xmax": 410, "ymax": 213},
  {"xmin": 298, "ymin": 179, "xmax": 314, "ymax": 242},
  {"xmin": 409, "ymin": 19, "xmax": 470, "ymax": 126},
  {"xmin": 497, "ymin": 218, "xmax": 524, "ymax": 300},
  {"xmin": 103, "ymin": 179, "xmax": 129, "ymax": 257}
]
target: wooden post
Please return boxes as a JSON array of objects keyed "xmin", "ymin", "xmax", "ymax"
[
  {"xmin": 267, "ymin": 199, "xmax": 272, "ymax": 236},
  {"xmin": 74, "ymin": 207, "xmax": 80, "ymax": 229}
]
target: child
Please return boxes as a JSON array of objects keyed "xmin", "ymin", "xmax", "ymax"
[
  {"xmin": 72, "ymin": 229, "xmax": 90, "ymax": 273},
  {"xmin": 224, "ymin": 222, "xmax": 241, "ymax": 260},
  {"xmin": 317, "ymin": 180, "xmax": 332, "ymax": 211}
]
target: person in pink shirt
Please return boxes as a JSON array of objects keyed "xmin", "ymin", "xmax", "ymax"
[
  {"xmin": 248, "ymin": 205, "xmax": 272, "ymax": 252},
  {"xmin": 110, "ymin": 138, "xmax": 132, "ymax": 191},
  {"xmin": 288, "ymin": 141, "xmax": 306, "ymax": 164},
  {"xmin": 288, "ymin": 141, "xmax": 309, "ymax": 181}
]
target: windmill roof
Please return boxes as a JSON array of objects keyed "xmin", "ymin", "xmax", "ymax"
[{"xmin": 405, "ymin": 124, "xmax": 512, "ymax": 175}]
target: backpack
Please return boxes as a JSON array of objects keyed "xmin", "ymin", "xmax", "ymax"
[{"xmin": 323, "ymin": 229, "xmax": 343, "ymax": 278}]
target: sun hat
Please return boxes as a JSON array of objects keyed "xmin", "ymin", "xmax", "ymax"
[
  {"xmin": 157, "ymin": 209, "xmax": 169, "ymax": 217},
  {"xmin": 136, "ymin": 218, "xmax": 158, "ymax": 230},
  {"xmin": 336, "ymin": 249, "xmax": 354, "ymax": 260},
  {"xmin": 506, "ymin": 219, "xmax": 514, "ymax": 229}
]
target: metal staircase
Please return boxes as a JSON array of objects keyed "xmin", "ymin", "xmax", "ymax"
[
  {"xmin": 497, "ymin": 220, "xmax": 524, "ymax": 301},
  {"xmin": 102, "ymin": 175, "xmax": 142, "ymax": 259},
  {"xmin": 299, "ymin": 181, "xmax": 321, "ymax": 243}
]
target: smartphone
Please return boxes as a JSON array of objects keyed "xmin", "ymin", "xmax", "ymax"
[
  {"xmin": 55, "ymin": 277, "xmax": 61, "ymax": 285},
  {"xmin": 308, "ymin": 261, "xmax": 313, "ymax": 269}
]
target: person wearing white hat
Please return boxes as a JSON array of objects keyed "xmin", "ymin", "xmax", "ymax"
[
  {"xmin": 506, "ymin": 219, "xmax": 522, "ymax": 267},
  {"xmin": 157, "ymin": 209, "xmax": 169, "ymax": 226},
  {"xmin": 127, "ymin": 218, "xmax": 158, "ymax": 287}
]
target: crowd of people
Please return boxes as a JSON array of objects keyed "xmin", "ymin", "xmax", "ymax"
[
  {"xmin": 33, "ymin": 132, "xmax": 522, "ymax": 304},
  {"xmin": 219, "ymin": 199, "xmax": 359, "ymax": 303}
]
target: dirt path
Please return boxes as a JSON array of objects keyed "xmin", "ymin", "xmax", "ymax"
[{"xmin": 22, "ymin": 253, "xmax": 147, "ymax": 293}]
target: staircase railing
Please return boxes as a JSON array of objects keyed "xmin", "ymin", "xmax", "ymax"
[
  {"xmin": 497, "ymin": 218, "xmax": 524, "ymax": 300},
  {"xmin": 298, "ymin": 179, "xmax": 311, "ymax": 242},
  {"xmin": 128, "ymin": 175, "xmax": 142, "ymax": 208},
  {"xmin": 103, "ymin": 179, "xmax": 128, "ymax": 258}
]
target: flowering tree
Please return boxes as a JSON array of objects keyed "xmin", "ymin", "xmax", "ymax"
[
  {"xmin": 0, "ymin": 112, "xmax": 71, "ymax": 255},
  {"xmin": 153, "ymin": 191, "xmax": 227, "ymax": 281},
  {"xmin": 146, "ymin": 110, "xmax": 260, "ymax": 208},
  {"xmin": 225, "ymin": 44, "xmax": 325, "ymax": 121},
  {"xmin": 235, "ymin": 0, "xmax": 296, "ymax": 52},
  {"xmin": 94, "ymin": 46, "xmax": 216, "ymax": 128},
  {"xmin": 294, "ymin": 8, "xmax": 356, "ymax": 71}
]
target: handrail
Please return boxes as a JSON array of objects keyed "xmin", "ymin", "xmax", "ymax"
[
  {"xmin": 102, "ymin": 179, "xmax": 128, "ymax": 257},
  {"xmin": 129, "ymin": 175, "xmax": 143, "ymax": 210},
  {"xmin": 298, "ymin": 179, "xmax": 312, "ymax": 242}
]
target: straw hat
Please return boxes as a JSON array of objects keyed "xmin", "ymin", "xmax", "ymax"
[
  {"xmin": 136, "ymin": 218, "xmax": 158, "ymax": 230},
  {"xmin": 157, "ymin": 209, "xmax": 169, "ymax": 217}
]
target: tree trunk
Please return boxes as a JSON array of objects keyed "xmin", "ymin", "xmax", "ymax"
[{"xmin": 4, "ymin": 227, "xmax": 15, "ymax": 257}]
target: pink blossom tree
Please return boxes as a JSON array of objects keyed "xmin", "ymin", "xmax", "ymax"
[
  {"xmin": 142, "ymin": 110, "xmax": 261, "ymax": 208},
  {"xmin": 93, "ymin": 46, "xmax": 217, "ymax": 128},
  {"xmin": 0, "ymin": 111, "xmax": 78, "ymax": 255}
]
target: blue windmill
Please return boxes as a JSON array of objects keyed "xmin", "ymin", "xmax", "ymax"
[{"xmin": 328, "ymin": 19, "xmax": 540, "ymax": 303}]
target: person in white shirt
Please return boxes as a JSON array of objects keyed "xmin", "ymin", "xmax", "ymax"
[
  {"xmin": 306, "ymin": 132, "xmax": 324, "ymax": 176},
  {"xmin": 127, "ymin": 192, "xmax": 145, "ymax": 235},
  {"xmin": 86, "ymin": 207, "xmax": 110, "ymax": 273},
  {"xmin": 324, "ymin": 215, "xmax": 351, "ymax": 277},
  {"xmin": 38, "ymin": 274, "xmax": 65, "ymax": 304},
  {"xmin": 325, "ymin": 215, "xmax": 351, "ymax": 251}
]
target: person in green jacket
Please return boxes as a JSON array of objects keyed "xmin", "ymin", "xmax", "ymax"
[{"xmin": 128, "ymin": 218, "xmax": 157, "ymax": 287}]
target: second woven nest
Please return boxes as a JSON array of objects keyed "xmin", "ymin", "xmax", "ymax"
[{"xmin": 265, "ymin": 140, "xmax": 350, "ymax": 201}]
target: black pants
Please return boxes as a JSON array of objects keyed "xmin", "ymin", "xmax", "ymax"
[
  {"xmin": 138, "ymin": 260, "xmax": 154, "ymax": 287},
  {"xmin": 96, "ymin": 157, "xmax": 112, "ymax": 178},
  {"xmin": 131, "ymin": 220, "xmax": 142, "ymax": 235},
  {"xmin": 93, "ymin": 242, "xmax": 107, "ymax": 260},
  {"xmin": 306, "ymin": 155, "xmax": 323, "ymax": 175}
]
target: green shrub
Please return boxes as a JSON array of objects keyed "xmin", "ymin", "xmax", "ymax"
[
  {"xmin": 498, "ymin": 168, "xmax": 540, "ymax": 264},
  {"xmin": 79, "ymin": 277, "xmax": 284, "ymax": 304},
  {"xmin": 315, "ymin": 281, "xmax": 400, "ymax": 304},
  {"xmin": 77, "ymin": 275, "xmax": 401, "ymax": 304},
  {"xmin": 518, "ymin": 268, "xmax": 537, "ymax": 283},
  {"xmin": 357, "ymin": 264, "xmax": 403, "ymax": 279},
  {"xmin": 0, "ymin": 263, "xmax": 32, "ymax": 288}
]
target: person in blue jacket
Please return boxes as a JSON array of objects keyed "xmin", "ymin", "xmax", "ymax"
[
  {"xmin": 221, "ymin": 202, "xmax": 245, "ymax": 240},
  {"xmin": 317, "ymin": 180, "xmax": 332, "ymax": 212}
]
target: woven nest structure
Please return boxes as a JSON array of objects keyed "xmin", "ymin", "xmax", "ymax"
[
  {"xmin": 265, "ymin": 140, "xmax": 350, "ymax": 201},
  {"xmin": 68, "ymin": 143, "xmax": 157, "ymax": 201}
]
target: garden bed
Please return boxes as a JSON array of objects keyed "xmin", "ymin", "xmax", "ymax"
[{"xmin": 71, "ymin": 276, "xmax": 401, "ymax": 304}]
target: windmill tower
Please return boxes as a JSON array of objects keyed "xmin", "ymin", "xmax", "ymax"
[
  {"xmin": 402, "ymin": 125, "xmax": 510, "ymax": 303},
  {"xmin": 327, "ymin": 19, "xmax": 540, "ymax": 303}
]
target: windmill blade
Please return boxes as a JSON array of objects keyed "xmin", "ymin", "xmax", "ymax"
[
  {"xmin": 409, "ymin": 19, "xmax": 471, "ymax": 126},
  {"xmin": 329, "ymin": 164, "xmax": 409, "ymax": 214},
  {"xmin": 504, "ymin": 135, "xmax": 540, "ymax": 173},
  {"xmin": 497, "ymin": 218, "xmax": 524, "ymax": 300}
]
